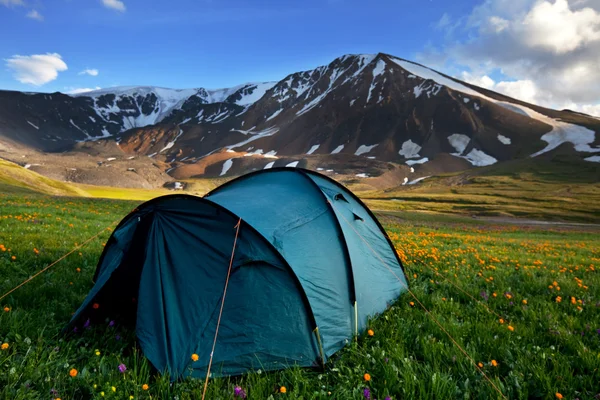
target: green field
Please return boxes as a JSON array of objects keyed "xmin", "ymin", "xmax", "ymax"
[{"xmin": 1, "ymin": 191, "xmax": 598, "ymax": 400}]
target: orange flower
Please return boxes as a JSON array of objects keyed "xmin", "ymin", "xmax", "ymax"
[
  {"xmin": 1, "ymin": 343, "xmax": 8, "ymax": 350},
  {"xmin": 363, "ymin": 373, "xmax": 371, "ymax": 381},
  {"xmin": 367, "ymin": 329, "xmax": 374, "ymax": 337},
  {"xmin": 142, "ymin": 384, "xmax": 149, "ymax": 391},
  {"xmin": 478, "ymin": 362, "xmax": 483, "ymax": 368},
  {"xmin": 280, "ymin": 386, "xmax": 287, "ymax": 393},
  {"xmin": 492, "ymin": 292, "xmax": 497, "ymax": 297},
  {"xmin": 442, "ymin": 298, "xmax": 447, "ymax": 301},
  {"xmin": 413, "ymin": 273, "xmax": 417, "ymax": 279},
  {"xmin": 499, "ymin": 318, "xmax": 504, "ymax": 324},
  {"xmin": 76, "ymin": 268, "xmax": 81, "ymax": 273},
  {"xmin": 33, "ymin": 248, "xmax": 39, "ymax": 255},
  {"xmin": 69, "ymin": 368, "xmax": 78, "ymax": 377},
  {"xmin": 3, "ymin": 307, "xmax": 9, "ymax": 312},
  {"xmin": 570, "ymin": 297, "xmax": 576, "ymax": 305},
  {"xmin": 508, "ymin": 325, "xmax": 514, "ymax": 332},
  {"xmin": 409, "ymin": 302, "xmax": 415, "ymax": 307},
  {"xmin": 11, "ymin": 256, "xmax": 16, "ymax": 261},
  {"xmin": 556, "ymin": 296, "xmax": 562, "ymax": 303},
  {"xmin": 491, "ymin": 360, "xmax": 498, "ymax": 367},
  {"xmin": 555, "ymin": 394, "xmax": 563, "ymax": 399},
  {"xmin": 191, "ymin": 353, "xmax": 199, "ymax": 362},
  {"xmin": 522, "ymin": 299, "xmax": 527, "ymax": 305},
  {"xmin": 93, "ymin": 303, "xmax": 100, "ymax": 309}
]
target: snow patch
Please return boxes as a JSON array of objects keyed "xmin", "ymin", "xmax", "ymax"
[
  {"xmin": 399, "ymin": 140, "xmax": 422, "ymax": 159},
  {"xmin": 227, "ymin": 127, "xmax": 279, "ymax": 150},
  {"xmin": 307, "ymin": 144, "xmax": 320, "ymax": 155},
  {"xmin": 106, "ymin": 157, "xmax": 116, "ymax": 161},
  {"xmin": 355, "ymin": 173, "xmax": 370, "ymax": 178},
  {"xmin": 462, "ymin": 149, "xmax": 497, "ymax": 166},
  {"xmin": 402, "ymin": 177, "xmax": 409, "ymax": 185},
  {"xmin": 408, "ymin": 176, "xmax": 430, "ymax": 185},
  {"xmin": 497, "ymin": 134, "xmax": 511, "ymax": 145},
  {"xmin": 266, "ymin": 108, "xmax": 283, "ymax": 121},
  {"xmin": 286, "ymin": 161, "xmax": 300, "ymax": 167},
  {"xmin": 220, "ymin": 159, "xmax": 233, "ymax": 176},
  {"xmin": 584, "ymin": 155, "xmax": 600, "ymax": 162},
  {"xmin": 264, "ymin": 161, "xmax": 275, "ymax": 169},
  {"xmin": 331, "ymin": 145, "xmax": 344, "ymax": 154},
  {"xmin": 448, "ymin": 134, "xmax": 471, "ymax": 154},
  {"xmin": 463, "ymin": 98, "xmax": 470, "ymax": 103},
  {"xmin": 406, "ymin": 157, "xmax": 429, "ymax": 166},
  {"xmin": 264, "ymin": 150, "xmax": 278, "ymax": 158},
  {"xmin": 355, "ymin": 144, "xmax": 378, "ymax": 156}
]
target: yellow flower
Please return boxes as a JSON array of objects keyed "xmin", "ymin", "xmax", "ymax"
[
  {"xmin": 367, "ymin": 329, "xmax": 374, "ymax": 337},
  {"xmin": 363, "ymin": 373, "xmax": 371, "ymax": 381},
  {"xmin": 191, "ymin": 353, "xmax": 199, "ymax": 362},
  {"xmin": 142, "ymin": 384, "xmax": 149, "ymax": 391},
  {"xmin": 69, "ymin": 368, "xmax": 78, "ymax": 377},
  {"xmin": 95, "ymin": 350, "xmax": 100, "ymax": 356},
  {"xmin": 556, "ymin": 394, "xmax": 563, "ymax": 399},
  {"xmin": 280, "ymin": 386, "xmax": 287, "ymax": 393},
  {"xmin": 491, "ymin": 360, "xmax": 498, "ymax": 367},
  {"xmin": 1, "ymin": 343, "xmax": 9, "ymax": 350},
  {"xmin": 130, "ymin": 396, "xmax": 134, "ymax": 399},
  {"xmin": 508, "ymin": 325, "xmax": 515, "ymax": 332},
  {"xmin": 100, "ymin": 392, "xmax": 105, "ymax": 397},
  {"xmin": 112, "ymin": 386, "xmax": 116, "ymax": 392}
]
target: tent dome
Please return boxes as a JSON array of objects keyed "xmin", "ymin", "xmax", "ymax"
[{"xmin": 68, "ymin": 168, "xmax": 408, "ymax": 379}]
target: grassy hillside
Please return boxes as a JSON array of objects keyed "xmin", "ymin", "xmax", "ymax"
[
  {"xmin": 360, "ymin": 156, "xmax": 600, "ymax": 223},
  {"xmin": 0, "ymin": 158, "xmax": 89, "ymax": 197}
]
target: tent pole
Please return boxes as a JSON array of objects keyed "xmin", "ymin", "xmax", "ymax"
[
  {"xmin": 354, "ymin": 301, "xmax": 358, "ymax": 340},
  {"xmin": 313, "ymin": 327, "xmax": 325, "ymax": 368}
]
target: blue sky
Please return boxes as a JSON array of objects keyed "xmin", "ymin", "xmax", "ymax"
[{"xmin": 1, "ymin": 0, "xmax": 599, "ymax": 115}]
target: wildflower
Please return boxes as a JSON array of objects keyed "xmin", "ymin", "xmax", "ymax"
[
  {"xmin": 522, "ymin": 299, "xmax": 527, "ymax": 305},
  {"xmin": 234, "ymin": 386, "xmax": 247, "ymax": 399},
  {"xmin": 363, "ymin": 373, "xmax": 371, "ymax": 381},
  {"xmin": 109, "ymin": 320, "xmax": 115, "ymax": 327},
  {"xmin": 409, "ymin": 302, "xmax": 414, "ymax": 307},
  {"xmin": 571, "ymin": 297, "xmax": 576, "ymax": 305},
  {"xmin": 478, "ymin": 362, "xmax": 483, "ymax": 368},
  {"xmin": 69, "ymin": 368, "xmax": 78, "ymax": 377},
  {"xmin": 83, "ymin": 319, "xmax": 91, "ymax": 329},
  {"xmin": 280, "ymin": 386, "xmax": 287, "ymax": 394},
  {"xmin": 112, "ymin": 386, "xmax": 116, "ymax": 392},
  {"xmin": 100, "ymin": 392, "xmax": 105, "ymax": 397},
  {"xmin": 499, "ymin": 318, "xmax": 504, "ymax": 324},
  {"xmin": 492, "ymin": 292, "xmax": 497, "ymax": 297},
  {"xmin": 1, "ymin": 343, "xmax": 8, "ymax": 350},
  {"xmin": 413, "ymin": 273, "xmax": 417, "ymax": 279},
  {"xmin": 491, "ymin": 360, "xmax": 498, "ymax": 367},
  {"xmin": 508, "ymin": 325, "xmax": 515, "ymax": 332},
  {"xmin": 11, "ymin": 256, "xmax": 16, "ymax": 261},
  {"xmin": 442, "ymin": 298, "xmax": 446, "ymax": 301},
  {"xmin": 95, "ymin": 350, "xmax": 100, "ymax": 356},
  {"xmin": 3, "ymin": 307, "xmax": 9, "ymax": 312},
  {"xmin": 93, "ymin": 303, "xmax": 100, "ymax": 309},
  {"xmin": 385, "ymin": 397, "xmax": 392, "ymax": 400},
  {"xmin": 142, "ymin": 384, "xmax": 149, "ymax": 390},
  {"xmin": 76, "ymin": 268, "xmax": 81, "ymax": 273},
  {"xmin": 556, "ymin": 296, "xmax": 562, "ymax": 303},
  {"xmin": 191, "ymin": 353, "xmax": 199, "ymax": 362},
  {"xmin": 480, "ymin": 291, "xmax": 488, "ymax": 301},
  {"xmin": 118, "ymin": 363, "xmax": 127, "ymax": 373},
  {"xmin": 505, "ymin": 293, "xmax": 512, "ymax": 300},
  {"xmin": 556, "ymin": 394, "xmax": 563, "ymax": 399},
  {"xmin": 363, "ymin": 388, "xmax": 371, "ymax": 399},
  {"xmin": 367, "ymin": 329, "xmax": 374, "ymax": 337}
]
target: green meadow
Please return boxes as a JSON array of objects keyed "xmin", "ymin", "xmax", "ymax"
[{"xmin": 1, "ymin": 190, "xmax": 598, "ymax": 400}]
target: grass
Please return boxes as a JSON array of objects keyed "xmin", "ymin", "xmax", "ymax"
[
  {"xmin": 360, "ymin": 157, "xmax": 600, "ymax": 223},
  {"xmin": 1, "ymin": 192, "xmax": 599, "ymax": 399}
]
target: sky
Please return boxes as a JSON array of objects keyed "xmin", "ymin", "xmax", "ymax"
[{"xmin": 1, "ymin": 0, "xmax": 599, "ymax": 116}]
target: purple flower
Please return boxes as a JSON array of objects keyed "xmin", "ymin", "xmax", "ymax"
[
  {"xmin": 72, "ymin": 327, "xmax": 78, "ymax": 333},
  {"xmin": 385, "ymin": 397, "xmax": 392, "ymax": 400},
  {"xmin": 480, "ymin": 291, "xmax": 488, "ymax": 301},
  {"xmin": 363, "ymin": 388, "xmax": 371, "ymax": 399},
  {"xmin": 385, "ymin": 357, "xmax": 389, "ymax": 363},
  {"xmin": 50, "ymin": 388, "xmax": 58, "ymax": 395},
  {"xmin": 115, "ymin": 334, "xmax": 121, "ymax": 341},
  {"xmin": 83, "ymin": 319, "xmax": 91, "ymax": 329},
  {"xmin": 109, "ymin": 320, "xmax": 115, "ymax": 327},
  {"xmin": 118, "ymin": 363, "xmax": 127, "ymax": 373},
  {"xmin": 596, "ymin": 329, "xmax": 600, "ymax": 335},
  {"xmin": 234, "ymin": 386, "xmax": 247, "ymax": 399}
]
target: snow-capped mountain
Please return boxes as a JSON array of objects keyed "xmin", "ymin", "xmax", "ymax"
[{"xmin": 0, "ymin": 52, "xmax": 598, "ymax": 183}]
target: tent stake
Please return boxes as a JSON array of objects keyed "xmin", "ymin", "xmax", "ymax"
[
  {"xmin": 354, "ymin": 301, "xmax": 358, "ymax": 340},
  {"xmin": 314, "ymin": 327, "xmax": 325, "ymax": 368}
]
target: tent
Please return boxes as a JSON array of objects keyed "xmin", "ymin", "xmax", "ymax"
[{"xmin": 67, "ymin": 168, "xmax": 408, "ymax": 379}]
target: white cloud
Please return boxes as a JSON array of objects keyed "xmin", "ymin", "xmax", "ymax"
[
  {"xmin": 26, "ymin": 9, "xmax": 43, "ymax": 21},
  {"xmin": 102, "ymin": 0, "xmax": 126, "ymax": 12},
  {"xmin": 0, "ymin": 0, "xmax": 24, "ymax": 6},
  {"xmin": 420, "ymin": 0, "xmax": 600, "ymax": 113},
  {"xmin": 79, "ymin": 69, "xmax": 99, "ymax": 76},
  {"xmin": 5, "ymin": 53, "xmax": 68, "ymax": 86},
  {"xmin": 66, "ymin": 87, "xmax": 102, "ymax": 95}
]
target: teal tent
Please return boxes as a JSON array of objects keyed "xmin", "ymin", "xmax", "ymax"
[{"xmin": 68, "ymin": 168, "xmax": 408, "ymax": 379}]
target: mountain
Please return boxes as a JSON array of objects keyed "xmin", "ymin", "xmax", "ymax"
[{"xmin": 0, "ymin": 52, "xmax": 598, "ymax": 189}]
